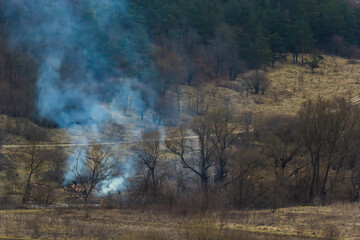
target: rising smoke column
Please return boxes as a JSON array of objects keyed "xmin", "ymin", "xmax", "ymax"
[{"xmin": 3, "ymin": 0, "xmax": 155, "ymax": 194}]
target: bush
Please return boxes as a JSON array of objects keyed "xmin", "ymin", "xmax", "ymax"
[{"xmin": 246, "ymin": 71, "xmax": 270, "ymax": 94}]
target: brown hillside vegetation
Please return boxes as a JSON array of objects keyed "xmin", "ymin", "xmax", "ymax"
[
  {"xmin": 1, "ymin": 55, "xmax": 359, "ymax": 147},
  {"xmin": 182, "ymin": 56, "xmax": 360, "ymax": 118}
]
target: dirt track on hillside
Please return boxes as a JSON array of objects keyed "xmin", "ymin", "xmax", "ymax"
[{"xmin": 1, "ymin": 134, "xmax": 199, "ymax": 149}]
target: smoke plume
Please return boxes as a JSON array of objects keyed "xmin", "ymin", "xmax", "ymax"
[{"xmin": 3, "ymin": 0, "xmax": 156, "ymax": 194}]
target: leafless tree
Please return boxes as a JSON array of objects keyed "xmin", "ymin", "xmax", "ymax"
[
  {"xmin": 21, "ymin": 143, "xmax": 51, "ymax": 204},
  {"xmin": 70, "ymin": 145, "xmax": 119, "ymax": 203},
  {"xmin": 132, "ymin": 130, "xmax": 162, "ymax": 200},
  {"xmin": 246, "ymin": 71, "xmax": 270, "ymax": 94},
  {"xmin": 261, "ymin": 115, "xmax": 303, "ymax": 180},
  {"xmin": 191, "ymin": 115, "xmax": 217, "ymax": 211},
  {"xmin": 298, "ymin": 97, "xmax": 357, "ymax": 202},
  {"xmin": 225, "ymin": 148, "xmax": 266, "ymax": 209},
  {"xmin": 208, "ymin": 108, "xmax": 240, "ymax": 182},
  {"xmin": 0, "ymin": 127, "xmax": 3, "ymax": 168},
  {"xmin": 259, "ymin": 115, "xmax": 305, "ymax": 210},
  {"xmin": 166, "ymin": 116, "xmax": 217, "ymax": 211},
  {"xmin": 241, "ymin": 111, "xmax": 253, "ymax": 134}
]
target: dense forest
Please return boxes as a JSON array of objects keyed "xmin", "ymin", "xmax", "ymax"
[{"xmin": 0, "ymin": 0, "xmax": 360, "ymax": 119}]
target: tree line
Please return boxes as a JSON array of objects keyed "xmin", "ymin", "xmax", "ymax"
[{"xmin": 1, "ymin": 97, "xmax": 359, "ymax": 211}]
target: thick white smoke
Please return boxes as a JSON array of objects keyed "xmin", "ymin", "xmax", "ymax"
[{"xmin": 4, "ymin": 0, "xmax": 158, "ymax": 195}]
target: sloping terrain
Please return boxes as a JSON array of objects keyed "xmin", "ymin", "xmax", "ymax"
[{"xmin": 190, "ymin": 56, "xmax": 360, "ymax": 117}]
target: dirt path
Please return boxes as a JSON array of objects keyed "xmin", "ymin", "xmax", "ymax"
[{"xmin": 1, "ymin": 135, "xmax": 200, "ymax": 149}]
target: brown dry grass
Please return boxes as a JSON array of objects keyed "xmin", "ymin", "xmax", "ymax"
[
  {"xmin": 0, "ymin": 203, "xmax": 359, "ymax": 239},
  {"xmin": 184, "ymin": 55, "xmax": 360, "ymax": 118}
]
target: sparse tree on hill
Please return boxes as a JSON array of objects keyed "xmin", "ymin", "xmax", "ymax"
[
  {"xmin": 304, "ymin": 53, "xmax": 324, "ymax": 73},
  {"xmin": 247, "ymin": 71, "xmax": 270, "ymax": 95}
]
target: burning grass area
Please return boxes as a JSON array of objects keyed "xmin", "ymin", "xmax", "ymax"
[{"xmin": 0, "ymin": 203, "xmax": 359, "ymax": 239}]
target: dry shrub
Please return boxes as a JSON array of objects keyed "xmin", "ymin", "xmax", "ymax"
[
  {"xmin": 215, "ymin": 81, "xmax": 243, "ymax": 93},
  {"xmin": 0, "ymin": 190, "xmax": 22, "ymax": 210},
  {"xmin": 245, "ymin": 71, "xmax": 270, "ymax": 95},
  {"xmin": 120, "ymin": 231, "xmax": 168, "ymax": 240},
  {"xmin": 182, "ymin": 217, "xmax": 225, "ymax": 240},
  {"xmin": 170, "ymin": 192, "xmax": 203, "ymax": 216},
  {"xmin": 31, "ymin": 184, "xmax": 56, "ymax": 206},
  {"xmin": 347, "ymin": 58, "xmax": 358, "ymax": 64},
  {"xmin": 323, "ymin": 224, "xmax": 340, "ymax": 240}
]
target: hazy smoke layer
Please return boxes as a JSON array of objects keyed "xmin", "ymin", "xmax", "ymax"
[{"xmin": 4, "ymin": 0, "xmax": 155, "ymax": 195}]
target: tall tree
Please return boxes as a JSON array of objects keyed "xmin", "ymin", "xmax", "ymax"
[
  {"xmin": 132, "ymin": 130, "xmax": 162, "ymax": 200},
  {"xmin": 298, "ymin": 97, "xmax": 357, "ymax": 202}
]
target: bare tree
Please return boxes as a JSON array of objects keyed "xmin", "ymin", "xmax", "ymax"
[
  {"xmin": 21, "ymin": 143, "xmax": 51, "ymax": 204},
  {"xmin": 298, "ymin": 97, "xmax": 357, "ymax": 202},
  {"xmin": 260, "ymin": 115, "xmax": 305, "ymax": 210},
  {"xmin": 208, "ymin": 108, "xmax": 240, "ymax": 182},
  {"xmin": 241, "ymin": 111, "xmax": 253, "ymax": 134},
  {"xmin": 225, "ymin": 148, "xmax": 266, "ymax": 209},
  {"xmin": 191, "ymin": 115, "xmax": 217, "ymax": 211},
  {"xmin": 132, "ymin": 130, "xmax": 162, "ymax": 200},
  {"xmin": 166, "ymin": 125, "xmax": 209, "ymax": 209},
  {"xmin": 166, "ymin": 115, "xmax": 217, "ymax": 212},
  {"xmin": 246, "ymin": 71, "xmax": 270, "ymax": 95},
  {"xmin": 261, "ymin": 115, "xmax": 303, "ymax": 180},
  {"xmin": 70, "ymin": 145, "xmax": 119, "ymax": 203},
  {"xmin": 0, "ymin": 127, "xmax": 3, "ymax": 170}
]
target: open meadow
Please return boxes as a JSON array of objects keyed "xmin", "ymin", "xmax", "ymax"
[{"xmin": 0, "ymin": 203, "xmax": 359, "ymax": 240}]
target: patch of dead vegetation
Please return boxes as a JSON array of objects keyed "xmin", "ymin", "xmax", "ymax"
[
  {"xmin": 0, "ymin": 203, "xmax": 359, "ymax": 239},
  {"xmin": 180, "ymin": 55, "xmax": 360, "ymax": 118}
]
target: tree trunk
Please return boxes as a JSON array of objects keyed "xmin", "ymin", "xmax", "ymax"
[
  {"xmin": 22, "ymin": 170, "xmax": 33, "ymax": 204},
  {"xmin": 308, "ymin": 154, "xmax": 320, "ymax": 202},
  {"xmin": 321, "ymin": 160, "xmax": 332, "ymax": 200},
  {"xmin": 301, "ymin": 42, "xmax": 304, "ymax": 66},
  {"xmin": 151, "ymin": 169, "xmax": 157, "ymax": 199},
  {"xmin": 177, "ymin": 92, "xmax": 180, "ymax": 113},
  {"xmin": 201, "ymin": 176, "xmax": 209, "ymax": 212}
]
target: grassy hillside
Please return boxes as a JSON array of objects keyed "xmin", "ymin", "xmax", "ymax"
[
  {"xmin": 185, "ymin": 55, "xmax": 360, "ymax": 118},
  {"xmin": 1, "ymin": 55, "xmax": 359, "ymax": 147}
]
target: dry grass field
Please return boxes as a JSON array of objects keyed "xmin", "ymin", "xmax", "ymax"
[{"xmin": 0, "ymin": 203, "xmax": 359, "ymax": 239}]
